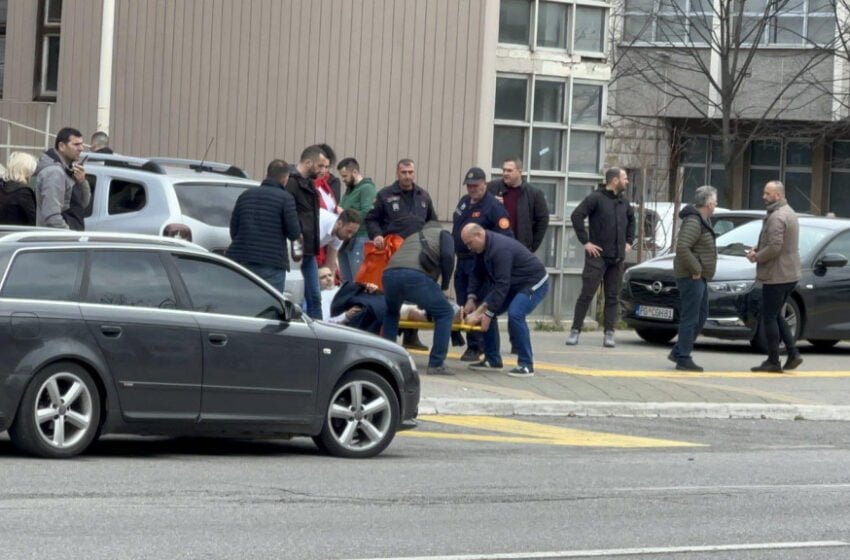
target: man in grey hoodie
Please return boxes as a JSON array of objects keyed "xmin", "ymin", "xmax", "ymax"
[{"xmin": 35, "ymin": 127, "xmax": 91, "ymax": 230}]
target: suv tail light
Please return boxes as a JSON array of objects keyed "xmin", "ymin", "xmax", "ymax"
[{"xmin": 163, "ymin": 223, "xmax": 193, "ymax": 242}]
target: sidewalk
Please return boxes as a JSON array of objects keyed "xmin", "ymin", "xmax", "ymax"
[{"xmin": 408, "ymin": 327, "xmax": 850, "ymax": 421}]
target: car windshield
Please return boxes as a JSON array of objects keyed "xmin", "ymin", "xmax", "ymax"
[
  {"xmin": 715, "ymin": 218, "xmax": 832, "ymax": 260},
  {"xmin": 173, "ymin": 182, "xmax": 251, "ymax": 227}
]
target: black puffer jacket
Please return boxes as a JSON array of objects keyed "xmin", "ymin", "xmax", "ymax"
[
  {"xmin": 0, "ymin": 180, "xmax": 37, "ymax": 226},
  {"xmin": 228, "ymin": 178, "xmax": 301, "ymax": 269},
  {"xmin": 570, "ymin": 186, "xmax": 635, "ymax": 261}
]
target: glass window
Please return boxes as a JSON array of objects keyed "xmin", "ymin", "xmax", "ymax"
[
  {"xmin": 175, "ymin": 256, "xmax": 283, "ymax": 319},
  {"xmin": 807, "ymin": 16, "xmax": 834, "ymax": 44},
  {"xmin": 173, "ymin": 183, "xmax": 248, "ymax": 227},
  {"xmin": 531, "ymin": 129, "xmax": 562, "ymax": 171},
  {"xmin": 492, "ymin": 126, "xmax": 526, "ymax": 168},
  {"xmin": 108, "ymin": 180, "xmax": 146, "ymax": 215},
  {"xmin": 774, "ymin": 16, "xmax": 804, "ymax": 44},
  {"xmin": 821, "ymin": 231, "xmax": 850, "ymax": 261},
  {"xmin": 86, "ymin": 251, "xmax": 177, "ymax": 309},
  {"xmin": 83, "ymin": 174, "xmax": 97, "ymax": 217},
  {"xmin": 751, "ymin": 140, "xmax": 782, "ymax": 166},
  {"xmin": 656, "ymin": 15, "xmax": 687, "ymax": 42},
  {"xmin": 574, "ymin": 6, "xmax": 605, "ymax": 52},
  {"xmin": 1, "ymin": 250, "xmax": 82, "ymax": 301},
  {"xmin": 568, "ymin": 131, "xmax": 600, "ymax": 173},
  {"xmin": 786, "ymin": 142, "xmax": 812, "ymax": 167},
  {"xmin": 566, "ymin": 180, "xmax": 596, "ymax": 215},
  {"xmin": 499, "ymin": 0, "xmax": 531, "ymax": 45},
  {"xmin": 571, "ymin": 84, "xmax": 602, "ymax": 126},
  {"xmin": 533, "ymin": 180, "xmax": 558, "ymax": 215},
  {"xmin": 562, "ymin": 228, "xmax": 585, "ymax": 269},
  {"xmin": 784, "ymin": 171, "xmax": 812, "ymax": 212},
  {"xmin": 535, "ymin": 225, "xmax": 558, "ymax": 268},
  {"xmin": 682, "ymin": 137, "xmax": 708, "ymax": 164},
  {"xmin": 559, "ymin": 274, "xmax": 585, "ymax": 315},
  {"xmin": 624, "ymin": 14, "xmax": 651, "ymax": 42},
  {"xmin": 533, "ymin": 80, "xmax": 564, "ymax": 123},
  {"xmin": 748, "ymin": 168, "xmax": 777, "ymax": 208},
  {"xmin": 44, "ymin": 34, "xmax": 60, "ymax": 94},
  {"xmin": 537, "ymin": 1, "xmax": 568, "ymax": 49},
  {"xmin": 46, "ymin": 0, "xmax": 62, "ymax": 23},
  {"xmin": 495, "ymin": 77, "xmax": 528, "ymax": 121}
]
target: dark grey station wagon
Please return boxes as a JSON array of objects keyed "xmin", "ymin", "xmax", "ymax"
[{"xmin": 0, "ymin": 232, "xmax": 419, "ymax": 458}]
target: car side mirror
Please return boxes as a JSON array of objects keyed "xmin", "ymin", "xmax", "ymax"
[
  {"xmin": 816, "ymin": 253, "xmax": 848, "ymax": 269},
  {"xmin": 283, "ymin": 300, "xmax": 303, "ymax": 321}
]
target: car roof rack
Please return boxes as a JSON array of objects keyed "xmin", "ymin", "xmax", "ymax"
[
  {"xmin": 81, "ymin": 152, "xmax": 166, "ymax": 174},
  {"xmin": 0, "ymin": 231, "xmax": 205, "ymax": 250},
  {"xmin": 146, "ymin": 157, "xmax": 250, "ymax": 179}
]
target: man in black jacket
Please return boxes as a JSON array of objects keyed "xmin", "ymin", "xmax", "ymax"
[
  {"xmin": 228, "ymin": 159, "xmax": 301, "ymax": 293},
  {"xmin": 565, "ymin": 167, "xmax": 635, "ymax": 348},
  {"xmin": 486, "ymin": 157, "xmax": 549, "ymax": 253},
  {"xmin": 286, "ymin": 145, "xmax": 330, "ymax": 319}
]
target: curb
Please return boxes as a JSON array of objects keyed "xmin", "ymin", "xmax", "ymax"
[{"xmin": 419, "ymin": 398, "xmax": 850, "ymax": 421}]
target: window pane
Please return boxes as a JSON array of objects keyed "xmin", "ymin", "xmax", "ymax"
[
  {"xmin": 532, "ymin": 180, "xmax": 558, "ymax": 215},
  {"xmin": 748, "ymin": 168, "xmax": 777, "ymax": 208},
  {"xmin": 559, "ymin": 274, "xmax": 584, "ymax": 316},
  {"xmin": 174, "ymin": 183, "xmax": 249, "ymax": 227},
  {"xmin": 784, "ymin": 171, "xmax": 812, "ymax": 212},
  {"xmin": 750, "ymin": 140, "xmax": 781, "ymax": 166},
  {"xmin": 657, "ymin": 15, "xmax": 687, "ymax": 41},
  {"xmin": 833, "ymin": 141, "xmax": 850, "ymax": 168},
  {"xmin": 535, "ymin": 225, "xmax": 558, "ymax": 268},
  {"xmin": 566, "ymin": 180, "xmax": 596, "ymax": 212},
  {"xmin": 774, "ymin": 17, "xmax": 804, "ymax": 44},
  {"xmin": 571, "ymin": 84, "xmax": 602, "ymax": 125},
  {"xmin": 499, "ymin": 0, "xmax": 531, "ymax": 45},
  {"xmin": 575, "ymin": 7, "xmax": 606, "ymax": 51},
  {"xmin": 568, "ymin": 131, "xmax": 600, "ymax": 173},
  {"xmin": 710, "ymin": 169, "xmax": 731, "ymax": 207},
  {"xmin": 86, "ymin": 251, "xmax": 177, "ymax": 309},
  {"xmin": 531, "ymin": 129, "xmax": 562, "ymax": 171},
  {"xmin": 808, "ymin": 0, "xmax": 832, "ymax": 13},
  {"xmin": 534, "ymin": 80, "xmax": 564, "ymax": 122},
  {"xmin": 563, "ymin": 228, "xmax": 585, "ymax": 269},
  {"xmin": 175, "ymin": 256, "xmax": 283, "ymax": 319},
  {"xmin": 689, "ymin": 15, "xmax": 711, "ymax": 42},
  {"xmin": 0, "ymin": 0, "xmax": 6, "ymax": 25},
  {"xmin": 829, "ymin": 173, "xmax": 850, "ymax": 217},
  {"xmin": 83, "ymin": 174, "xmax": 97, "ymax": 217},
  {"xmin": 710, "ymin": 138, "xmax": 726, "ymax": 163},
  {"xmin": 626, "ymin": 0, "xmax": 655, "ymax": 12},
  {"xmin": 492, "ymin": 126, "xmax": 526, "ymax": 168},
  {"xmin": 743, "ymin": 0, "xmax": 767, "ymax": 12},
  {"xmin": 681, "ymin": 137, "xmax": 708, "ymax": 164},
  {"xmin": 786, "ymin": 141, "xmax": 812, "ymax": 167},
  {"xmin": 682, "ymin": 166, "xmax": 706, "ymax": 203},
  {"xmin": 1, "ymin": 250, "xmax": 82, "ymax": 301},
  {"xmin": 624, "ymin": 15, "xmax": 652, "ymax": 42},
  {"xmin": 47, "ymin": 0, "xmax": 62, "ymax": 23},
  {"xmin": 45, "ymin": 35, "xmax": 61, "ymax": 93},
  {"xmin": 806, "ymin": 16, "xmax": 834, "ymax": 44},
  {"xmin": 537, "ymin": 1, "xmax": 568, "ymax": 49},
  {"xmin": 495, "ymin": 77, "xmax": 528, "ymax": 121},
  {"xmin": 108, "ymin": 180, "xmax": 146, "ymax": 215}
]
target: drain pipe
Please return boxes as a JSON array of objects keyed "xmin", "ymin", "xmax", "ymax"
[{"xmin": 96, "ymin": 0, "xmax": 116, "ymax": 134}]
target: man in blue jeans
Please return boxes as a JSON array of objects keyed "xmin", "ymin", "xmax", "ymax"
[
  {"xmin": 668, "ymin": 186, "xmax": 718, "ymax": 372},
  {"xmin": 382, "ymin": 221, "xmax": 456, "ymax": 375},
  {"xmin": 462, "ymin": 223, "xmax": 549, "ymax": 377}
]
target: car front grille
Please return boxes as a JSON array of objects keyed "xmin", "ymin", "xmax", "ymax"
[{"xmin": 628, "ymin": 279, "xmax": 679, "ymax": 307}]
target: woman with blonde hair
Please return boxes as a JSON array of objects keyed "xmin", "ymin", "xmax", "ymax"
[{"xmin": 0, "ymin": 151, "xmax": 38, "ymax": 225}]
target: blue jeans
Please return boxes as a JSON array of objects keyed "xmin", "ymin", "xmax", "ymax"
[
  {"xmin": 339, "ymin": 236, "xmax": 367, "ymax": 283},
  {"xmin": 382, "ymin": 268, "xmax": 454, "ymax": 368},
  {"xmin": 242, "ymin": 262, "xmax": 286, "ymax": 293},
  {"xmin": 300, "ymin": 255, "xmax": 323, "ymax": 320},
  {"xmin": 671, "ymin": 277, "xmax": 708, "ymax": 362},
  {"xmin": 482, "ymin": 279, "xmax": 549, "ymax": 369}
]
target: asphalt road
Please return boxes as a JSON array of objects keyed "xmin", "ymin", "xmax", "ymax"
[{"xmin": 2, "ymin": 417, "xmax": 850, "ymax": 560}]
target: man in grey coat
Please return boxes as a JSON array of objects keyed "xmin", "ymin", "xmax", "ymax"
[{"xmin": 35, "ymin": 127, "xmax": 91, "ymax": 230}]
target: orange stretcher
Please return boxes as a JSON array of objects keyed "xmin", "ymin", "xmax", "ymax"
[{"xmin": 398, "ymin": 320, "xmax": 483, "ymax": 332}]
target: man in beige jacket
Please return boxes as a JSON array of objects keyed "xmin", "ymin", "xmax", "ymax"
[{"xmin": 746, "ymin": 181, "xmax": 802, "ymax": 372}]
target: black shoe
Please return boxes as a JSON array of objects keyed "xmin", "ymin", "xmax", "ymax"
[
  {"xmin": 784, "ymin": 354, "xmax": 803, "ymax": 371},
  {"xmin": 751, "ymin": 361, "xmax": 783, "ymax": 373},
  {"xmin": 468, "ymin": 359, "xmax": 503, "ymax": 371},
  {"xmin": 460, "ymin": 347, "xmax": 482, "ymax": 362},
  {"xmin": 401, "ymin": 330, "xmax": 428, "ymax": 351},
  {"xmin": 667, "ymin": 351, "xmax": 677, "ymax": 364},
  {"xmin": 507, "ymin": 366, "xmax": 534, "ymax": 378},
  {"xmin": 675, "ymin": 359, "xmax": 703, "ymax": 372},
  {"xmin": 426, "ymin": 365, "xmax": 455, "ymax": 376}
]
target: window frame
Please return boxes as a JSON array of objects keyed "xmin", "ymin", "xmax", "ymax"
[
  {"xmin": 828, "ymin": 140, "xmax": 850, "ymax": 217},
  {"xmin": 498, "ymin": 0, "xmax": 608, "ymax": 56},
  {"xmin": 36, "ymin": 0, "xmax": 62, "ymax": 100},
  {"xmin": 747, "ymin": 137, "xmax": 813, "ymax": 210}
]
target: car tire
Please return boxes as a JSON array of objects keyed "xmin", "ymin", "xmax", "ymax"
[
  {"xmin": 808, "ymin": 339, "xmax": 839, "ymax": 351},
  {"xmin": 749, "ymin": 297, "xmax": 803, "ymax": 353},
  {"xmin": 8, "ymin": 362, "xmax": 101, "ymax": 458},
  {"xmin": 314, "ymin": 369, "xmax": 399, "ymax": 459},
  {"xmin": 635, "ymin": 328, "xmax": 675, "ymax": 345}
]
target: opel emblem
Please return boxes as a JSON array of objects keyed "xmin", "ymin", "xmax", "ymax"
[{"xmin": 651, "ymin": 281, "xmax": 664, "ymax": 294}]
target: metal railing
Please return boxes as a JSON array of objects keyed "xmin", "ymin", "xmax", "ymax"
[{"xmin": 0, "ymin": 104, "xmax": 54, "ymax": 162}]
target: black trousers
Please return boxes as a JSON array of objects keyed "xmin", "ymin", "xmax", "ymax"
[
  {"xmin": 571, "ymin": 256, "xmax": 623, "ymax": 332},
  {"xmin": 760, "ymin": 281, "xmax": 798, "ymax": 364}
]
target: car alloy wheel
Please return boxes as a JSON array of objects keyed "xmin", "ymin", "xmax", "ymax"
[
  {"xmin": 9, "ymin": 362, "xmax": 101, "ymax": 458},
  {"xmin": 316, "ymin": 370, "xmax": 399, "ymax": 458}
]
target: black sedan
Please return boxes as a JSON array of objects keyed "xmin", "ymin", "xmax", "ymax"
[{"xmin": 621, "ymin": 216, "xmax": 850, "ymax": 350}]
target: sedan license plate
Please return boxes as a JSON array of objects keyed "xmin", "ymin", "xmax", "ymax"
[{"xmin": 635, "ymin": 305, "xmax": 674, "ymax": 321}]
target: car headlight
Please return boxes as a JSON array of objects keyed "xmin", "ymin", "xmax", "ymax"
[
  {"xmin": 708, "ymin": 280, "xmax": 754, "ymax": 293},
  {"xmin": 407, "ymin": 353, "xmax": 418, "ymax": 372}
]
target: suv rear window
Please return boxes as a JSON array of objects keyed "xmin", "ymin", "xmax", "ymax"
[
  {"xmin": 1, "ymin": 250, "xmax": 84, "ymax": 301},
  {"xmin": 173, "ymin": 183, "xmax": 250, "ymax": 227}
]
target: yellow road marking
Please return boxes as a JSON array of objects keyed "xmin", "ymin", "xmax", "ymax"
[{"xmin": 404, "ymin": 415, "xmax": 704, "ymax": 448}]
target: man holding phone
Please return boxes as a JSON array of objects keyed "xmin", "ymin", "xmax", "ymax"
[{"xmin": 35, "ymin": 127, "xmax": 91, "ymax": 230}]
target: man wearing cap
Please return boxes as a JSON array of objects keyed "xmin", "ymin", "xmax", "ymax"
[{"xmin": 451, "ymin": 166, "xmax": 514, "ymax": 363}]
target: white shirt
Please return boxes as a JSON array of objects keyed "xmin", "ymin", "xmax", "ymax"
[{"xmin": 318, "ymin": 209, "xmax": 343, "ymax": 251}]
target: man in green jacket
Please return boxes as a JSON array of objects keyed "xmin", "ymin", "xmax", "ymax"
[
  {"xmin": 669, "ymin": 185, "xmax": 718, "ymax": 372},
  {"xmin": 337, "ymin": 157, "xmax": 377, "ymax": 282}
]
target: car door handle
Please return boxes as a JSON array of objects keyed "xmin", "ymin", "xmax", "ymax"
[
  {"xmin": 100, "ymin": 325, "xmax": 123, "ymax": 338},
  {"xmin": 208, "ymin": 333, "xmax": 228, "ymax": 346}
]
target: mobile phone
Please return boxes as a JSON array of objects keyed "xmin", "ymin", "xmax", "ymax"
[{"xmin": 78, "ymin": 155, "xmax": 88, "ymax": 165}]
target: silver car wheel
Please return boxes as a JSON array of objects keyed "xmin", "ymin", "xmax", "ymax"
[
  {"xmin": 327, "ymin": 379, "xmax": 392, "ymax": 453},
  {"xmin": 33, "ymin": 371, "xmax": 94, "ymax": 450}
]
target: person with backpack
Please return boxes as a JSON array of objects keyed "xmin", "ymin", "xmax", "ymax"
[{"xmin": 381, "ymin": 220, "xmax": 455, "ymax": 375}]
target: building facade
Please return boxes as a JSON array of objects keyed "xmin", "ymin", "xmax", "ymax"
[{"xmin": 0, "ymin": 0, "xmax": 613, "ymax": 320}]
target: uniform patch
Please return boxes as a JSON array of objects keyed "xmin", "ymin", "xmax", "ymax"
[
  {"xmin": 471, "ymin": 211, "xmax": 481, "ymax": 218},
  {"xmin": 498, "ymin": 217, "xmax": 511, "ymax": 229}
]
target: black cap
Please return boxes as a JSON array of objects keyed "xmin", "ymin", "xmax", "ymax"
[{"xmin": 463, "ymin": 167, "xmax": 486, "ymax": 184}]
